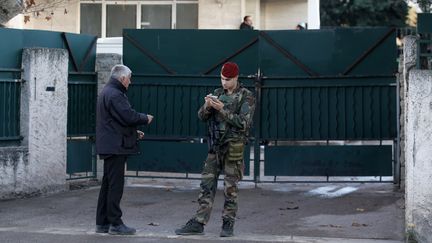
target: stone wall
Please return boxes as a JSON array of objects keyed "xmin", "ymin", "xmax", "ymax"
[
  {"xmin": 0, "ymin": 48, "xmax": 69, "ymax": 200},
  {"xmin": 403, "ymin": 36, "xmax": 432, "ymax": 243}
]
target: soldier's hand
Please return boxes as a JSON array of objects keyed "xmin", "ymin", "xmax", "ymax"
[
  {"xmin": 147, "ymin": 114, "xmax": 154, "ymax": 124},
  {"xmin": 210, "ymin": 99, "xmax": 224, "ymax": 111},
  {"xmin": 137, "ymin": 130, "xmax": 145, "ymax": 140}
]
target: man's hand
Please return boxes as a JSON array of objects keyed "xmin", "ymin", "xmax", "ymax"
[
  {"xmin": 209, "ymin": 99, "xmax": 224, "ymax": 111},
  {"xmin": 137, "ymin": 130, "xmax": 145, "ymax": 140},
  {"xmin": 147, "ymin": 114, "xmax": 154, "ymax": 124}
]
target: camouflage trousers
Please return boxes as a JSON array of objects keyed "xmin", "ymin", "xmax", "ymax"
[{"xmin": 193, "ymin": 140, "xmax": 245, "ymax": 225}]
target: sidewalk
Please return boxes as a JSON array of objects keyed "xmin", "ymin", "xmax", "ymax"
[{"xmin": 0, "ymin": 180, "xmax": 405, "ymax": 243}]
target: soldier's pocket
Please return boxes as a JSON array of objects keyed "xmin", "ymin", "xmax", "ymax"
[
  {"xmin": 227, "ymin": 141, "xmax": 245, "ymax": 180},
  {"xmin": 227, "ymin": 141, "xmax": 245, "ymax": 161}
]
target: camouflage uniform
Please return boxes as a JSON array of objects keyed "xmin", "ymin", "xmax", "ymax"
[{"xmin": 193, "ymin": 83, "xmax": 255, "ymax": 224}]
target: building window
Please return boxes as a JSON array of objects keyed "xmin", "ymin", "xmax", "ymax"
[
  {"xmin": 80, "ymin": 0, "xmax": 198, "ymax": 38},
  {"xmin": 176, "ymin": 4, "xmax": 198, "ymax": 29},
  {"xmin": 80, "ymin": 3, "xmax": 102, "ymax": 37},
  {"xmin": 106, "ymin": 5, "xmax": 137, "ymax": 37},
  {"xmin": 141, "ymin": 5, "xmax": 172, "ymax": 29}
]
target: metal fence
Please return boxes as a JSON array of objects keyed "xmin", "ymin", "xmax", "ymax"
[
  {"xmin": 417, "ymin": 13, "xmax": 432, "ymax": 69},
  {"xmin": 0, "ymin": 28, "xmax": 97, "ymax": 179}
]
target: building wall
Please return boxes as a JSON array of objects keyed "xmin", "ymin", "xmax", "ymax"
[
  {"xmin": 405, "ymin": 69, "xmax": 432, "ymax": 243},
  {"xmin": 198, "ymin": 0, "xmax": 242, "ymax": 29},
  {"xmin": 21, "ymin": 0, "xmax": 79, "ymax": 33},
  {"xmin": 5, "ymin": 0, "xmax": 309, "ymax": 32},
  {"xmin": 261, "ymin": 0, "xmax": 307, "ymax": 30},
  {"xmin": 403, "ymin": 36, "xmax": 432, "ymax": 243}
]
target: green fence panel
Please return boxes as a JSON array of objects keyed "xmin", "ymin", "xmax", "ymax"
[
  {"xmin": 265, "ymin": 145, "xmax": 392, "ymax": 176},
  {"xmin": 0, "ymin": 80, "xmax": 21, "ymax": 140},
  {"xmin": 128, "ymin": 77, "xmax": 254, "ymax": 138},
  {"xmin": 67, "ymin": 139, "xmax": 94, "ymax": 174},
  {"xmin": 418, "ymin": 13, "xmax": 432, "ymax": 34},
  {"xmin": 124, "ymin": 29, "xmax": 258, "ymax": 139},
  {"xmin": 259, "ymin": 28, "xmax": 397, "ymax": 140},
  {"xmin": 0, "ymin": 29, "xmax": 23, "ymax": 142},
  {"xmin": 260, "ymin": 82, "xmax": 396, "ymax": 140},
  {"xmin": 123, "ymin": 29, "xmax": 259, "ymax": 75},
  {"xmin": 122, "ymin": 28, "xmax": 397, "ymax": 179},
  {"xmin": 127, "ymin": 141, "xmax": 250, "ymax": 176},
  {"xmin": 260, "ymin": 28, "xmax": 397, "ymax": 77},
  {"xmin": 67, "ymin": 73, "xmax": 97, "ymax": 136}
]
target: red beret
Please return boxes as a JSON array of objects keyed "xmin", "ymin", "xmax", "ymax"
[{"xmin": 221, "ymin": 62, "xmax": 239, "ymax": 78}]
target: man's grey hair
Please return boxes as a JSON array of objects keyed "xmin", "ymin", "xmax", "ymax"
[{"xmin": 110, "ymin": 65, "xmax": 132, "ymax": 80}]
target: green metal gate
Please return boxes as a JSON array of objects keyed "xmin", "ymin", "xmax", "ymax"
[
  {"xmin": 258, "ymin": 28, "xmax": 397, "ymax": 182},
  {"xmin": 122, "ymin": 28, "xmax": 397, "ymax": 182},
  {"xmin": 0, "ymin": 28, "xmax": 97, "ymax": 179},
  {"xmin": 63, "ymin": 33, "xmax": 98, "ymax": 180},
  {"xmin": 123, "ymin": 30, "xmax": 257, "ymax": 178}
]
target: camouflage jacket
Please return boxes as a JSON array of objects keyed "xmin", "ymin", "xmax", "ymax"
[{"xmin": 198, "ymin": 83, "xmax": 255, "ymax": 144}]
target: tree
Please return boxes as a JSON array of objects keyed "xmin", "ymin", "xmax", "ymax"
[
  {"xmin": 0, "ymin": 0, "xmax": 70, "ymax": 25},
  {"xmin": 321, "ymin": 0, "xmax": 409, "ymax": 27},
  {"xmin": 23, "ymin": 0, "xmax": 71, "ymax": 23},
  {"xmin": 413, "ymin": 0, "xmax": 432, "ymax": 12}
]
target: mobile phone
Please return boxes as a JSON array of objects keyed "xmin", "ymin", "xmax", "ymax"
[{"xmin": 207, "ymin": 94, "xmax": 218, "ymax": 100}]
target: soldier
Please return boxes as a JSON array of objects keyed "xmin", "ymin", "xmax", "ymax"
[{"xmin": 175, "ymin": 62, "xmax": 255, "ymax": 237}]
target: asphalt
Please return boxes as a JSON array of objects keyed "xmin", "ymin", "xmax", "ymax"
[{"xmin": 0, "ymin": 180, "xmax": 405, "ymax": 243}]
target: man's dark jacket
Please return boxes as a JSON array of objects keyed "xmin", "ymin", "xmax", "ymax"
[
  {"xmin": 239, "ymin": 22, "xmax": 253, "ymax": 30},
  {"xmin": 96, "ymin": 78, "xmax": 148, "ymax": 155}
]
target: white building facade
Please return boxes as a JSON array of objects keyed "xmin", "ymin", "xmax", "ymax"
[{"xmin": 6, "ymin": 0, "xmax": 320, "ymax": 37}]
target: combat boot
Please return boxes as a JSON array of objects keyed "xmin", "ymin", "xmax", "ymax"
[
  {"xmin": 175, "ymin": 219, "xmax": 204, "ymax": 235},
  {"xmin": 220, "ymin": 219, "xmax": 234, "ymax": 237}
]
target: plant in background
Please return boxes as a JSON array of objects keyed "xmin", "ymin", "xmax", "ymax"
[
  {"xmin": 321, "ymin": 0, "xmax": 409, "ymax": 27},
  {"xmin": 413, "ymin": 0, "xmax": 432, "ymax": 12},
  {"xmin": 23, "ymin": 0, "xmax": 73, "ymax": 23}
]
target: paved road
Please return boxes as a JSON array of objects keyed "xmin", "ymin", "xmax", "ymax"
[{"xmin": 0, "ymin": 181, "xmax": 405, "ymax": 243}]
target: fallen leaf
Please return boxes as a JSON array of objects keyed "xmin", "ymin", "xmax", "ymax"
[
  {"xmin": 24, "ymin": 15, "xmax": 30, "ymax": 24},
  {"xmin": 279, "ymin": 206, "xmax": 299, "ymax": 210},
  {"xmin": 352, "ymin": 222, "xmax": 368, "ymax": 227}
]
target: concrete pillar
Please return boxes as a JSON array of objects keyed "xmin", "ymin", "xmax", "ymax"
[
  {"xmin": 307, "ymin": 0, "xmax": 320, "ymax": 29},
  {"xmin": 405, "ymin": 69, "xmax": 432, "ymax": 243},
  {"xmin": 95, "ymin": 53, "xmax": 122, "ymax": 180},
  {"xmin": 20, "ymin": 48, "xmax": 69, "ymax": 195},
  {"xmin": 399, "ymin": 36, "xmax": 417, "ymax": 190}
]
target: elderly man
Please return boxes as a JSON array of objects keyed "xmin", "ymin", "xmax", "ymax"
[
  {"xmin": 95, "ymin": 64, "xmax": 153, "ymax": 235},
  {"xmin": 175, "ymin": 62, "xmax": 255, "ymax": 237}
]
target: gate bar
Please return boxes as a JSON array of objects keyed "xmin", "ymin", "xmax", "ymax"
[
  {"xmin": 342, "ymin": 28, "xmax": 395, "ymax": 75},
  {"xmin": 259, "ymin": 31, "xmax": 319, "ymax": 77},
  {"xmin": 202, "ymin": 37, "xmax": 259, "ymax": 75},
  {"xmin": 123, "ymin": 32, "xmax": 176, "ymax": 75}
]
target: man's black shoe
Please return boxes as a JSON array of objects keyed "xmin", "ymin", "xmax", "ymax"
[
  {"xmin": 108, "ymin": 224, "xmax": 136, "ymax": 235},
  {"xmin": 220, "ymin": 219, "xmax": 234, "ymax": 237},
  {"xmin": 95, "ymin": 224, "xmax": 110, "ymax": 233},
  {"xmin": 175, "ymin": 219, "xmax": 204, "ymax": 235}
]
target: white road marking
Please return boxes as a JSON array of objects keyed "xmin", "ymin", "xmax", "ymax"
[{"xmin": 307, "ymin": 186, "xmax": 358, "ymax": 198}]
